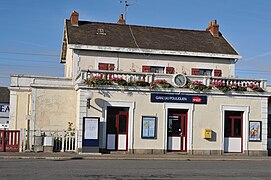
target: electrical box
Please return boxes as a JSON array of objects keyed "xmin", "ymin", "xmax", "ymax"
[{"xmin": 202, "ymin": 129, "xmax": 212, "ymax": 139}]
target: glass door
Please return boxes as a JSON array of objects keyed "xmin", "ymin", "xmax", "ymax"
[
  {"xmin": 116, "ymin": 112, "xmax": 128, "ymax": 151},
  {"xmin": 167, "ymin": 110, "xmax": 187, "ymax": 152},
  {"xmin": 224, "ymin": 111, "xmax": 243, "ymax": 153},
  {"xmin": 106, "ymin": 108, "xmax": 129, "ymax": 151}
]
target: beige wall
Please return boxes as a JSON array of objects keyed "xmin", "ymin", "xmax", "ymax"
[
  {"xmin": 88, "ymin": 90, "xmax": 165, "ymax": 149},
  {"xmin": 76, "ymin": 50, "xmax": 234, "ymax": 77},
  {"xmin": 87, "ymin": 90, "xmax": 266, "ymax": 151},
  {"xmin": 10, "ymin": 91, "xmax": 31, "ymax": 130},
  {"xmin": 193, "ymin": 95, "xmax": 263, "ymax": 150},
  {"xmin": 64, "ymin": 48, "xmax": 74, "ymax": 78},
  {"xmin": 12, "ymin": 85, "xmax": 266, "ymax": 151},
  {"xmin": 34, "ymin": 88, "xmax": 76, "ymax": 130}
]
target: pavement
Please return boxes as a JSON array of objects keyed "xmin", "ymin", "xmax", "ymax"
[{"xmin": 0, "ymin": 152, "xmax": 271, "ymax": 161}]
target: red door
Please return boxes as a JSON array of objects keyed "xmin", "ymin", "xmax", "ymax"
[
  {"xmin": 107, "ymin": 111, "xmax": 129, "ymax": 151},
  {"xmin": 224, "ymin": 111, "xmax": 243, "ymax": 153},
  {"xmin": 116, "ymin": 112, "xmax": 129, "ymax": 151},
  {"xmin": 167, "ymin": 113, "xmax": 187, "ymax": 152}
]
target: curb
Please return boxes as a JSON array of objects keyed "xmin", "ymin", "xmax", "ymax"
[{"xmin": 0, "ymin": 155, "xmax": 270, "ymax": 161}]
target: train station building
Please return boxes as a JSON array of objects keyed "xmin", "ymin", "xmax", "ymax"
[{"xmin": 9, "ymin": 12, "xmax": 271, "ymax": 155}]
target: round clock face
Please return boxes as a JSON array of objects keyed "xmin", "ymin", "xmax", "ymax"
[{"xmin": 173, "ymin": 74, "xmax": 187, "ymax": 87}]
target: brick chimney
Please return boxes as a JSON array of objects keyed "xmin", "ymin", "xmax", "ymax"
[
  {"xmin": 117, "ymin": 14, "xmax": 126, "ymax": 25},
  {"xmin": 70, "ymin": 11, "xmax": 79, "ymax": 26},
  {"xmin": 206, "ymin": 20, "xmax": 220, "ymax": 37}
]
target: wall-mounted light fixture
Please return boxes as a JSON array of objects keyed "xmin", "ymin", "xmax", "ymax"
[{"xmin": 86, "ymin": 91, "xmax": 94, "ymax": 109}]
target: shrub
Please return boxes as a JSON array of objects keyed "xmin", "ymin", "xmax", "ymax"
[
  {"xmin": 212, "ymin": 80, "xmax": 230, "ymax": 92},
  {"xmin": 135, "ymin": 81, "xmax": 150, "ymax": 87},
  {"xmin": 230, "ymin": 84, "xmax": 247, "ymax": 91},
  {"xmin": 84, "ymin": 76, "xmax": 113, "ymax": 87},
  {"xmin": 188, "ymin": 81, "xmax": 208, "ymax": 91},
  {"xmin": 150, "ymin": 79, "xmax": 172, "ymax": 89},
  {"xmin": 247, "ymin": 83, "xmax": 264, "ymax": 92},
  {"xmin": 112, "ymin": 77, "xmax": 128, "ymax": 86}
]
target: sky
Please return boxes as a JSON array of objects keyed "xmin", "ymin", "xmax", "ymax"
[{"xmin": 1, "ymin": 0, "xmax": 271, "ymax": 87}]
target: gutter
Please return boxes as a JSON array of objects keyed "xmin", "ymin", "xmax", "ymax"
[{"xmin": 68, "ymin": 44, "xmax": 242, "ymax": 60}]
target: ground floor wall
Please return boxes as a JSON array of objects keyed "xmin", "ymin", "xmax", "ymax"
[
  {"xmin": 9, "ymin": 86, "xmax": 269, "ymax": 155},
  {"xmin": 80, "ymin": 89, "xmax": 268, "ymax": 155}
]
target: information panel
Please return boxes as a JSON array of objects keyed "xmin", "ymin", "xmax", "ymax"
[
  {"xmin": 84, "ymin": 118, "xmax": 99, "ymax": 140},
  {"xmin": 142, "ymin": 116, "xmax": 157, "ymax": 139},
  {"xmin": 83, "ymin": 117, "xmax": 100, "ymax": 147}
]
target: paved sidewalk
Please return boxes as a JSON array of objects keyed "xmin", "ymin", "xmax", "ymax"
[{"xmin": 0, "ymin": 152, "xmax": 271, "ymax": 161}]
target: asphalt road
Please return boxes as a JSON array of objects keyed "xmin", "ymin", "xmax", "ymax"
[{"xmin": 0, "ymin": 159, "xmax": 271, "ymax": 180}]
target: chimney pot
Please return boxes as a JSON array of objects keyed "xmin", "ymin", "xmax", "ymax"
[
  {"xmin": 208, "ymin": 21, "xmax": 213, "ymax": 27},
  {"xmin": 70, "ymin": 11, "xmax": 79, "ymax": 26},
  {"xmin": 206, "ymin": 19, "xmax": 220, "ymax": 37},
  {"xmin": 117, "ymin": 13, "xmax": 126, "ymax": 25}
]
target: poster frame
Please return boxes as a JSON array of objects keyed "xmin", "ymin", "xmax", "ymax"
[
  {"xmin": 141, "ymin": 116, "xmax": 157, "ymax": 139},
  {"xmin": 249, "ymin": 121, "xmax": 261, "ymax": 142}
]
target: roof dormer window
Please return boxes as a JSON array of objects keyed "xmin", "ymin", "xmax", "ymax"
[{"xmin": 96, "ymin": 28, "xmax": 106, "ymax": 35}]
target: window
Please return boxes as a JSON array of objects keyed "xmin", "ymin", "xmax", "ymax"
[
  {"xmin": 199, "ymin": 69, "xmax": 212, "ymax": 76},
  {"xmin": 168, "ymin": 116, "xmax": 181, "ymax": 136},
  {"xmin": 118, "ymin": 115, "xmax": 127, "ymax": 134},
  {"xmin": 151, "ymin": 67, "xmax": 164, "ymax": 73},
  {"xmin": 98, "ymin": 63, "xmax": 115, "ymax": 71},
  {"xmin": 107, "ymin": 114, "xmax": 116, "ymax": 134},
  {"xmin": 191, "ymin": 68, "xmax": 222, "ymax": 77},
  {"xmin": 142, "ymin": 66, "xmax": 166, "ymax": 73},
  {"xmin": 224, "ymin": 111, "xmax": 243, "ymax": 138}
]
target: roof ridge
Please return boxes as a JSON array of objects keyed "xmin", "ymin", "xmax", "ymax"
[{"xmin": 66, "ymin": 19, "xmax": 208, "ymax": 33}]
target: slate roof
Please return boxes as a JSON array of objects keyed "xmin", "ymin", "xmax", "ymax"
[
  {"xmin": 0, "ymin": 87, "xmax": 9, "ymax": 103},
  {"xmin": 65, "ymin": 20, "xmax": 239, "ymax": 56}
]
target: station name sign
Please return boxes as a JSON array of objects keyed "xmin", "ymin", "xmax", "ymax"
[{"xmin": 151, "ymin": 93, "xmax": 207, "ymax": 104}]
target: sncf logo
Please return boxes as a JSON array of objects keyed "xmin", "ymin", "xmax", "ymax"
[{"xmin": 192, "ymin": 96, "xmax": 202, "ymax": 103}]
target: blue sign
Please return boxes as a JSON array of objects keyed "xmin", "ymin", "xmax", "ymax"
[
  {"xmin": 83, "ymin": 117, "xmax": 100, "ymax": 146},
  {"xmin": 151, "ymin": 93, "xmax": 207, "ymax": 104}
]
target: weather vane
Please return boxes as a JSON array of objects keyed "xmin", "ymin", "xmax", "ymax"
[{"xmin": 119, "ymin": 0, "xmax": 129, "ymax": 21}]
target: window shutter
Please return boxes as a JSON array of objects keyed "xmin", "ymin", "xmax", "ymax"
[
  {"xmin": 98, "ymin": 63, "xmax": 108, "ymax": 70},
  {"xmin": 166, "ymin": 67, "xmax": 174, "ymax": 74},
  {"xmin": 142, "ymin": 66, "xmax": 151, "ymax": 72},
  {"xmin": 191, "ymin": 68, "xmax": 200, "ymax": 75},
  {"xmin": 214, "ymin": 69, "xmax": 222, "ymax": 77},
  {"xmin": 109, "ymin": 64, "xmax": 115, "ymax": 71}
]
